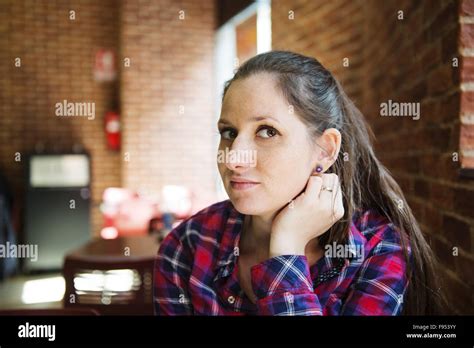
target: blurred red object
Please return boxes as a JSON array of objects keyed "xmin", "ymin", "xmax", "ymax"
[
  {"xmin": 99, "ymin": 186, "xmax": 194, "ymax": 239},
  {"xmin": 100, "ymin": 188, "xmax": 158, "ymax": 238},
  {"xmin": 104, "ymin": 111, "xmax": 120, "ymax": 151}
]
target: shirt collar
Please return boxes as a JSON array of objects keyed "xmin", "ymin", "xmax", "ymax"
[{"xmin": 213, "ymin": 201, "xmax": 244, "ymax": 282}]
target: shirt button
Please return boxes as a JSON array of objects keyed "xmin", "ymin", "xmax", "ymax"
[
  {"xmin": 227, "ymin": 295, "xmax": 235, "ymax": 304},
  {"xmin": 285, "ymin": 292, "xmax": 294, "ymax": 303}
]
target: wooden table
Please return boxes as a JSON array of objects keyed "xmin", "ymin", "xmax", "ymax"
[{"xmin": 63, "ymin": 235, "xmax": 160, "ymax": 315}]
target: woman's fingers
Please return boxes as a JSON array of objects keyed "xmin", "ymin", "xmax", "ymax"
[
  {"xmin": 303, "ymin": 174, "xmax": 323, "ymax": 203},
  {"xmin": 319, "ymin": 173, "xmax": 336, "ymax": 198},
  {"xmin": 302, "ymin": 173, "xmax": 344, "ymax": 222},
  {"xmin": 307, "ymin": 173, "xmax": 344, "ymax": 221},
  {"xmin": 327, "ymin": 174, "xmax": 344, "ymax": 221},
  {"xmin": 335, "ymin": 195, "xmax": 344, "ymax": 221}
]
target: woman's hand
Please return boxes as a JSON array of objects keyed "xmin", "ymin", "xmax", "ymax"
[{"xmin": 269, "ymin": 173, "xmax": 345, "ymax": 257}]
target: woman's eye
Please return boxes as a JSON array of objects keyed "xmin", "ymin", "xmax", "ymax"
[
  {"xmin": 257, "ymin": 126, "xmax": 278, "ymax": 139},
  {"xmin": 219, "ymin": 126, "xmax": 278, "ymax": 140},
  {"xmin": 220, "ymin": 128, "xmax": 237, "ymax": 140}
]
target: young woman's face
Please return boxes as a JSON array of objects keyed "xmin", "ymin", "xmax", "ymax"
[{"xmin": 217, "ymin": 73, "xmax": 319, "ymax": 216}]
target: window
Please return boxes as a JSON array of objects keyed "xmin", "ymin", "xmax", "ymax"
[{"xmin": 214, "ymin": 0, "xmax": 272, "ymax": 200}]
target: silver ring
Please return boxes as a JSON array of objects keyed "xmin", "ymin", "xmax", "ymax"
[{"xmin": 321, "ymin": 186, "xmax": 333, "ymax": 192}]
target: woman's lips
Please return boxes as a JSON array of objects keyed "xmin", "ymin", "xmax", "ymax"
[{"xmin": 230, "ymin": 180, "xmax": 260, "ymax": 191}]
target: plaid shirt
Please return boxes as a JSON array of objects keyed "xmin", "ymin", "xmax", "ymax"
[{"xmin": 154, "ymin": 200, "xmax": 410, "ymax": 316}]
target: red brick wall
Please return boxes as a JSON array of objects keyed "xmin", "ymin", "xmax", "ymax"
[
  {"xmin": 272, "ymin": 0, "xmax": 366, "ymax": 106},
  {"xmin": 460, "ymin": 1, "xmax": 474, "ymax": 169},
  {"xmin": 236, "ymin": 14, "xmax": 257, "ymax": 64},
  {"xmin": 0, "ymin": 0, "xmax": 218, "ymax": 238},
  {"xmin": 272, "ymin": 0, "xmax": 474, "ymax": 313},
  {"xmin": 0, "ymin": 0, "xmax": 121, "ymax": 236},
  {"xmin": 363, "ymin": 0, "xmax": 473, "ymax": 315},
  {"xmin": 120, "ymin": 0, "xmax": 218, "ymax": 211}
]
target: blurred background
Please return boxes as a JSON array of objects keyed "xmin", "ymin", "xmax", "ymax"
[{"xmin": 0, "ymin": 0, "xmax": 472, "ymax": 315}]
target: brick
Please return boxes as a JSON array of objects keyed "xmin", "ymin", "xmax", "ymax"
[
  {"xmin": 411, "ymin": 79, "xmax": 428, "ymax": 101},
  {"xmin": 423, "ymin": 204, "xmax": 443, "ymax": 233},
  {"xmin": 429, "ymin": 181, "xmax": 455, "ymax": 211},
  {"xmin": 421, "ymin": 127, "xmax": 452, "ymax": 151},
  {"xmin": 420, "ymin": 42, "xmax": 442, "ymax": 74},
  {"xmin": 442, "ymin": 214, "xmax": 472, "ymax": 250},
  {"xmin": 432, "ymin": 236, "xmax": 456, "ymax": 270},
  {"xmin": 461, "ymin": 156, "xmax": 474, "ymax": 168},
  {"xmin": 429, "ymin": 1, "xmax": 458, "ymax": 40},
  {"xmin": 441, "ymin": 26, "xmax": 459, "ymax": 63},
  {"xmin": 454, "ymin": 251, "xmax": 474, "ymax": 286},
  {"xmin": 406, "ymin": 196, "xmax": 425, "ymax": 222},
  {"xmin": 414, "ymin": 178, "xmax": 430, "ymax": 197},
  {"xmin": 460, "ymin": 0, "xmax": 474, "ymax": 16},
  {"xmin": 443, "ymin": 271, "xmax": 473, "ymax": 313},
  {"xmin": 460, "ymin": 23, "xmax": 474, "ymax": 48},
  {"xmin": 437, "ymin": 92, "xmax": 460, "ymax": 123},
  {"xmin": 454, "ymin": 188, "xmax": 474, "ymax": 219},
  {"xmin": 461, "ymin": 56, "xmax": 474, "ymax": 82},
  {"xmin": 428, "ymin": 63, "xmax": 456, "ymax": 96},
  {"xmin": 460, "ymin": 91, "xmax": 474, "ymax": 114},
  {"xmin": 460, "ymin": 124, "xmax": 474, "ymax": 149}
]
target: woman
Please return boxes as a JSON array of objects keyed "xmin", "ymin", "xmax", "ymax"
[{"xmin": 154, "ymin": 51, "xmax": 445, "ymax": 315}]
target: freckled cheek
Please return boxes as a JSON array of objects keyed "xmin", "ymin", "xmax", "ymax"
[
  {"xmin": 257, "ymin": 147, "xmax": 311, "ymax": 193},
  {"xmin": 256, "ymin": 150, "xmax": 296, "ymax": 182}
]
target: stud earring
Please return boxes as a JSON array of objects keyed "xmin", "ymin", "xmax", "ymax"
[{"xmin": 314, "ymin": 164, "xmax": 323, "ymax": 174}]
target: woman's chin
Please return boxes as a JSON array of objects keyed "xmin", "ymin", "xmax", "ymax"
[
  {"xmin": 229, "ymin": 196, "xmax": 283, "ymax": 216},
  {"xmin": 229, "ymin": 196, "xmax": 265, "ymax": 215}
]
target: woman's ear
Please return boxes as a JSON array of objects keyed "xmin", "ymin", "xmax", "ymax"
[{"xmin": 312, "ymin": 128, "xmax": 342, "ymax": 172}]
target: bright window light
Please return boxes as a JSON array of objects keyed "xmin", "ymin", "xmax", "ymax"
[
  {"xmin": 256, "ymin": 0, "xmax": 272, "ymax": 54},
  {"xmin": 21, "ymin": 276, "xmax": 65, "ymax": 304},
  {"xmin": 74, "ymin": 269, "xmax": 138, "ymax": 293},
  {"xmin": 214, "ymin": 0, "xmax": 272, "ymax": 200}
]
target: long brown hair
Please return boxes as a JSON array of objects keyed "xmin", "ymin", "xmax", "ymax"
[{"xmin": 222, "ymin": 50, "xmax": 447, "ymax": 315}]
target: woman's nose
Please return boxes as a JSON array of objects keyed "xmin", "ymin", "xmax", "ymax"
[
  {"xmin": 224, "ymin": 140, "xmax": 257, "ymax": 172},
  {"xmin": 226, "ymin": 154, "xmax": 249, "ymax": 172}
]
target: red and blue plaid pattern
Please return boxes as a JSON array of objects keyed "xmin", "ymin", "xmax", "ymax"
[{"xmin": 154, "ymin": 200, "xmax": 410, "ymax": 315}]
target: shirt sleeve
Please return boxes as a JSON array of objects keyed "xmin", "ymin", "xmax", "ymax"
[
  {"xmin": 250, "ymin": 225, "xmax": 409, "ymax": 316},
  {"xmin": 154, "ymin": 227, "xmax": 194, "ymax": 315},
  {"xmin": 250, "ymin": 254, "xmax": 323, "ymax": 316},
  {"xmin": 339, "ymin": 227, "xmax": 409, "ymax": 315}
]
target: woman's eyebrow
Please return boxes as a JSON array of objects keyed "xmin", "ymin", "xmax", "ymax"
[
  {"xmin": 250, "ymin": 116, "xmax": 281, "ymax": 124},
  {"xmin": 217, "ymin": 116, "xmax": 281, "ymax": 127}
]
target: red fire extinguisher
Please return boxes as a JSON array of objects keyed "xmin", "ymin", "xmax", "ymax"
[{"xmin": 105, "ymin": 111, "xmax": 120, "ymax": 151}]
